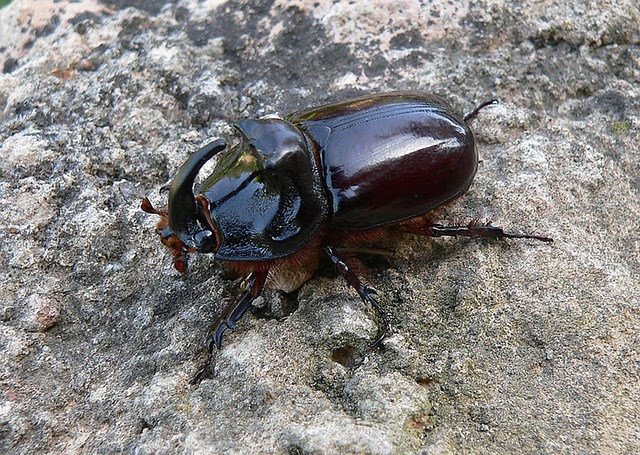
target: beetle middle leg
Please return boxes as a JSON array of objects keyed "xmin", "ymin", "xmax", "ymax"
[
  {"xmin": 191, "ymin": 270, "xmax": 268, "ymax": 384},
  {"xmin": 323, "ymin": 245, "xmax": 390, "ymax": 348}
]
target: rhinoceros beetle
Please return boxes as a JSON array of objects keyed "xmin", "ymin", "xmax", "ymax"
[{"xmin": 142, "ymin": 91, "xmax": 552, "ymax": 382}]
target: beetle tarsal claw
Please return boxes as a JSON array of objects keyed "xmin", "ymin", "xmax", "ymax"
[
  {"xmin": 190, "ymin": 350, "xmax": 218, "ymax": 385},
  {"xmin": 358, "ymin": 285, "xmax": 391, "ymax": 347},
  {"xmin": 463, "ymin": 99, "xmax": 498, "ymax": 123},
  {"xmin": 323, "ymin": 246, "xmax": 392, "ymax": 346},
  {"xmin": 365, "ymin": 286, "xmax": 378, "ymax": 295},
  {"xmin": 369, "ymin": 330, "xmax": 389, "ymax": 349},
  {"xmin": 505, "ymin": 232, "xmax": 554, "ymax": 243}
]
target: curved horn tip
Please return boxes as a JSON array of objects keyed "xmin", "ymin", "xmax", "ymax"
[{"xmin": 167, "ymin": 138, "xmax": 227, "ymax": 249}]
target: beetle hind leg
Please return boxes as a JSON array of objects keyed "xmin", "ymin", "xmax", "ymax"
[
  {"xmin": 463, "ymin": 99, "xmax": 498, "ymax": 123},
  {"xmin": 323, "ymin": 246, "xmax": 390, "ymax": 348},
  {"xmin": 410, "ymin": 222, "xmax": 553, "ymax": 243}
]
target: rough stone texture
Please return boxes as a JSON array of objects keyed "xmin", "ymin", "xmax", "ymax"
[{"xmin": 1, "ymin": 0, "xmax": 638, "ymax": 453}]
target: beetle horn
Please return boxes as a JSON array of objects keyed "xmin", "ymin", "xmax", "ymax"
[{"xmin": 168, "ymin": 139, "xmax": 226, "ymax": 250}]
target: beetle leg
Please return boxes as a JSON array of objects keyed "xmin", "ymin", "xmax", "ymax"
[
  {"xmin": 323, "ymin": 245, "xmax": 390, "ymax": 348},
  {"xmin": 214, "ymin": 271, "xmax": 268, "ymax": 344},
  {"xmin": 190, "ymin": 270, "xmax": 268, "ymax": 384},
  {"xmin": 463, "ymin": 99, "xmax": 498, "ymax": 123},
  {"xmin": 421, "ymin": 223, "xmax": 553, "ymax": 243},
  {"xmin": 334, "ymin": 246, "xmax": 395, "ymax": 258}
]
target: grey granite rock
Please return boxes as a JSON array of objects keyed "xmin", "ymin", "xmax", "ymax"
[{"xmin": 1, "ymin": 0, "xmax": 638, "ymax": 453}]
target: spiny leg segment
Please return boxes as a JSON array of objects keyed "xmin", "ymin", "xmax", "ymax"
[
  {"xmin": 323, "ymin": 245, "xmax": 390, "ymax": 348},
  {"xmin": 190, "ymin": 270, "xmax": 268, "ymax": 384}
]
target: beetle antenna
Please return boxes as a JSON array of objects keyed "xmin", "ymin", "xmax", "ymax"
[
  {"xmin": 141, "ymin": 197, "xmax": 164, "ymax": 216},
  {"xmin": 464, "ymin": 99, "xmax": 498, "ymax": 123}
]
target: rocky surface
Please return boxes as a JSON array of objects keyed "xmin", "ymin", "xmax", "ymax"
[{"xmin": 1, "ymin": 0, "xmax": 638, "ymax": 453}]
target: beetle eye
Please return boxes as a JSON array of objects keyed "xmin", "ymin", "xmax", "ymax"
[{"xmin": 194, "ymin": 230, "xmax": 215, "ymax": 253}]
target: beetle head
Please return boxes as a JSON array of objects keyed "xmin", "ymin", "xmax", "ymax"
[{"xmin": 141, "ymin": 139, "xmax": 226, "ymax": 272}]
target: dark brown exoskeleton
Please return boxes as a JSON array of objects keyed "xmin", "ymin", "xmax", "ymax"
[{"xmin": 142, "ymin": 91, "xmax": 552, "ymax": 382}]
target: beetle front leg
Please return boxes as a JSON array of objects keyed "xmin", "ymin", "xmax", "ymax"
[
  {"xmin": 190, "ymin": 270, "xmax": 268, "ymax": 384},
  {"xmin": 213, "ymin": 271, "xmax": 269, "ymax": 348},
  {"xmin": 323, "ymin": 245, "xmax": 390, "ymax": 348}
]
